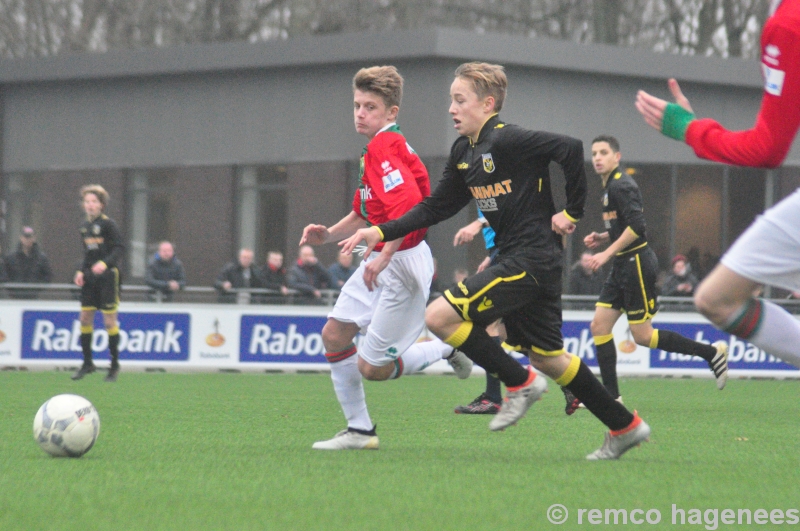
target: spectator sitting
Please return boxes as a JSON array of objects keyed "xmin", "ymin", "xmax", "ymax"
[
  {"xmin": 328, "ymin": 251, "xmax": 357, "ymax": 288},
  {"xmin": 567, "ymin": 251, "xmax": 604, "ymax": 296},
  {"xmin": 214, "ymin": 248, "xmax": 263, "ymax": 304},
  {"xmin": 259, "ymin": 250, "xmax": 290, "ymax": 303},
  {"xmin": 4, "ymin": 226, "xmax": 52, "ymax": 299},
  {"xmin": 287, "ymin": 245, "xmax": 334, "ymax": 303},
  {"xmin": 662, "ymin": 254, "xmax": 699, "ymax": 297},
  {"xmin": 145, "ymin": 241, "xmax": 186, "ymax": 302}
]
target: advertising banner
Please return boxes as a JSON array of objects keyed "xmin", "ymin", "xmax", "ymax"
[
  {"xmin": 0, "ymin": 301, "xmax": 796, "ymax": 377},
  {"xmin": 21, "ymin": 310, "xmax": 190, "ymax": 361}
]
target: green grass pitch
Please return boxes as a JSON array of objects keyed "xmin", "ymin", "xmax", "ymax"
[{"xmin": 1, "ymin": 371, "xmax": 797, "ymax": 530}]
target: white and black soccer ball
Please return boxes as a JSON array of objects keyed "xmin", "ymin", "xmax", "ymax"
[{"xmin": 33, "ymin": 394, "xmax": 100, "ymax": 457}]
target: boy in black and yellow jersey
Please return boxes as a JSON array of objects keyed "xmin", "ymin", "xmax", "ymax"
[
  {"xmin": 72, "ymin": 184, "xmax": 125, "ymax": 382},
  {"xmin": 566, "ymin": 136, "xmax": 728, "ymax": 413},
  {"xmin": 342, "ymin": 63, "xmax": 651, "ymax": 460}
]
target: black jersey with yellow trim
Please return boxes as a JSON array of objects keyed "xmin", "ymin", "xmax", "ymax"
[
  {"xmin": 602, "ymin": 168, "xmax": 647, "ymax": 255},
  {"xmin": 377, "ymin": 115, "xmax": 587, "ymax": 267},
  {"xmin": 80, "ymin": 214, "xmax": 125, "ymax": 271}
]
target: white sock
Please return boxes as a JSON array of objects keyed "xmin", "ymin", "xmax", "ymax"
[
  {"xmin": 329, "ymin": 355, "xmax": 372, "ymax": 431},
  {"xmin": 744, "ymin": 299, "xmax": 800, "ymax": 368},
  {"xmin": 396, "ymin": 337, "xmax": 453, "ymax": 376}
]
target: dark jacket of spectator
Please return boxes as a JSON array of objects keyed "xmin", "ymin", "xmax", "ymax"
[
  {"xmin": 567, "ymin": 263, "xmax": 604, "ymax": 296},
  {"xmin": 214, "ymin": 262, "xmax": 264, "ymax": 303},
  {"xmin": 258, "ymin": 263, "xmax": 288, "ymax": 304},
  {"xmin": 662, "ymin": 270, "xmax": 699, "ymax": 297},
  {"xmin": 287, "ymin": 260, "xmax": 335, "ymax": 298},
  {"xmin": 145, "ymin": 253, "xmax": 186, "ymax": 301},
  {"xmin": 328, "ymin": 262, "xmax": 356, "ymax": 288},
  {"xmin": 4, "ymin": 241, "xmax": 52, "ymax": 299}
]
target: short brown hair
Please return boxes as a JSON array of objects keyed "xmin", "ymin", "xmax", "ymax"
[
  {"xmin": 454, "ymin": 62, "xmax": 508, "ymax": 112},
  {"xmin": 353, "ymin": 66, "xmax": 403, "ymax": 109},
  {"xmin": 80, "ymin": 184, "xmax": 109, "ymax": 209}
]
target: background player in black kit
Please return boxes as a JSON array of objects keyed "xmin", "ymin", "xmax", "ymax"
[
  {"xmin": 342, "ymin": 62, "xmax": 650, "ymax": 460},
  {"xmin": 563, "ymin": 136, "xmax": 728, "ymax": 413},
  {"xmin": 72, "ymin": 184, "xmax": 125, "ymax": 382}
]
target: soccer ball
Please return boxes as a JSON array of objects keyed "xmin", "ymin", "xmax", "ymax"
[{"xmin": 33, "ymin": 394, "xmax": 100, "ymax": 457}]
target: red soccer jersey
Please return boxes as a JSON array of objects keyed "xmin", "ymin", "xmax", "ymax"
[
  {"xmin": 685, "ymin": 0, "xmax": 800, "ymax": 168},
  {"xmin": 352, "ymin": 125, "xmax": 430, "ymax": 251}
]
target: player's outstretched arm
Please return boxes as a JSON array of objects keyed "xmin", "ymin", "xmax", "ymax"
[
  {"xmin": 453, "ymin": 219, "xmax": 484, "ymax": 246},
  {"xmin": 339, "ymin": 226, "xmax": 382, "ymax": 256},
  {"xmin": 635, "ymin": 78, "xmax": 695, "ymax": 141},
  {"xmin": 300, "ymin": 225, "xmax": 329, "ymax": 246}
]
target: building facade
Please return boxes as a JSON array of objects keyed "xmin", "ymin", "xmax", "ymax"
[{"xmin": 1, "ymin": 28, "xmax": 798, "ymax": 289}]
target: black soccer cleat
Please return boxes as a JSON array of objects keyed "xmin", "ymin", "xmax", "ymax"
[
  {"xmin": 71, "ymin": 363, "xmax": 97, "ymax": 381},
  {"xmin": 562, "ymin": 386, "xmax": 582, "ymax": 416},
  {"xmin": 454, "ymin": 392, "xmax": 501, "ymax": 415},
  {"xmin": 104, "ymin": 367, "xmax": 120, "ymax": 383}
]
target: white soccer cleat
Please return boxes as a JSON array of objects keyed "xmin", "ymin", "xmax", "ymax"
[
  {"xmin": 709, "ymin": 340, "xmax": 729, "ymax": 390},
  {"xmin": 445, "ymin": 350, "xmax": 473, "ymax": 379},
  {"xmin": 312, "ymin": 429, "xmax": 379, "ymax": 450},
  {"xmin": 586, "ymin": 413, "xmax": 650, "ymax": 461},
  {"xmin": 489, "ymin": 368, "xmax": 547, "ymax": 431}
]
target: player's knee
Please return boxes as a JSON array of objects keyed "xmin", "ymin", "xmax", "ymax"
[
  {"xmin": 693, "ymin": 284, "xmax": 721, "ymax": 324},
  {"xmin": 358, "ymin": 358, "xmax": 391, "ymax": 381},
  {"xmin": 589, "ymin": 318, "xmax": 609, "ymax": 337},
  {"xmin": 631, "ymin": 328, "xmax": 652, "ymax": 346},
  {"xmin": 321, "ymin": 321, "xmax": 349, "ymax": 352},
  {"xmin": 424, "ymin": 306, "xmax": 447, "ymax": 336}
]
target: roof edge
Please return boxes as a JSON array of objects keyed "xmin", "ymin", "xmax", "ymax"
[{"xmin": 0, "ymin": 26, "xmax": 761, "ymax": 88}]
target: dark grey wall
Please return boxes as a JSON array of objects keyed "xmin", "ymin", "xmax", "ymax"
[{"xmin": 2, "ymin": 27, "xmax": 797, "ymax": 173}]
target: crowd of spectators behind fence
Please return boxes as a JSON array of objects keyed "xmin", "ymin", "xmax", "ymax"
[{"xmin": 0, "ymin": 229, "xmax": 775, "ymax": 305}]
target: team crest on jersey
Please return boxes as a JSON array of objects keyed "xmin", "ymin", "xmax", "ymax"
[
  {"xmin": 92, "ymin": 224, "xmax": 101, "ymax": 235},
  {"xmin": 482, "ymin": 153, "xmax": 495, "ymax": 173},
  {"xmin": 603, "ymin": 193, "xmax": 608, "ymax": 207}
]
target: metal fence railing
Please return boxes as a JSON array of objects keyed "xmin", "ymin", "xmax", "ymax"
[
  {"xmin": 3, "ymin": 283, "xmax": 800, "ymax": 314},
  {"xmin": 0, "ymin": 283, "xmax": 341, "ymax": 306}
]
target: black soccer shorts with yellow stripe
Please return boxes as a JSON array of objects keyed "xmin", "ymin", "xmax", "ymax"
[
  {"xmin": 442, "ymin": 254, "xmax": 565, "ymax": 356},
  {"xmin": 80, "ymin": 267, "xmax": 120, "ymax": 313},
  {"xmin": 596, "ymin": 246, "xmax": 660, "ymax": 324}
]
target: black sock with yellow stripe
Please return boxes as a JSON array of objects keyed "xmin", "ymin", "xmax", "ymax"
[
  {"xmin": 652, "ymin": 329, "xmax": 716, "ymax": 362},
  {"xmin": 593, "ymin": 334, "xmax": 620, "ymax": 399},
  {"xmin": 108, "ymin": 324, "xmax": 120, "ymax": 369},
  {"xmin": 444, "ymin": 322, "xmax": 528, "ymax": 387},
  {"xmin": 559, "ymin": 355, "xmax": 633, "ymax": 431},
  {"xmin": 80, "ymin": 326, "xmax": 93, "ymax": 365}
]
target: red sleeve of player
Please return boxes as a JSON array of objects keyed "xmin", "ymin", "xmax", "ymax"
[
  {"xmin": 685, "ymin": 22, "xmax": 800, "ymax": 168},
  {"xmin": 366, "ymin": 135, "xmax": 424, "ymax": 221}
]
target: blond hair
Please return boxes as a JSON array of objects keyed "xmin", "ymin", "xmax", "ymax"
[
  {"xmin": 80, "ymin": 184, "xmax": 109, "ymax": 210},
  {"xmin": 454, "ymin": 62, "xmax": 508, "ymax": 112},
  {"xmin": 353, "ymin": 66, "xmax": 403, "ymax": 109}
]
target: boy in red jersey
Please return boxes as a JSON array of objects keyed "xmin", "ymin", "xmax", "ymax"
[
  {"xmin": 636, "ymin": 0, "xmax": 800, "ymax": 371},
  {"xmin": 300, "ymin": 66, "xmax": 472, "ymax": 450}
]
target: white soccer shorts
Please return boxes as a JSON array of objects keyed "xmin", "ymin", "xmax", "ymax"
[
  {"xmin": 328, "ymin": 241, "xmax": 434, "ymax": 366},
  {"xmin": 721, "ymin": 188, "xmax": 800, "ymax": 291}
]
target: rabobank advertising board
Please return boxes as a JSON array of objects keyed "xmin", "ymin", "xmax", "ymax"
[
  {"xmin": 21, "ymin": 310, "xmax": 190, "ymax": 361},
  {"xmin": 240, "ymin": 314, "xmax": 327, "ymax": 363},
  {"xmin": 0, "ymin": 302, "xmax": 797, "ymax": 376}
]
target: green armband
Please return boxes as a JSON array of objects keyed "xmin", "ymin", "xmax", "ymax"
[{"xmin": 661, "ymin": 103, "xmax": 695, "ymax": 142}]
